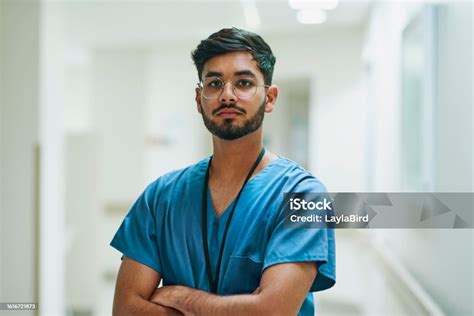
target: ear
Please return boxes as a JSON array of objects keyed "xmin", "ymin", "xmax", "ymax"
[
  {"xmin": 264, "ymin": 85, "xmax": 279, "ymax": 113},
  {"xmin": 195, "ymin": 87, "xmax": 203, "ymax": 114}
]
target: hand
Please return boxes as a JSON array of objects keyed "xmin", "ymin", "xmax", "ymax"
[
  {"xmin": 151, "ymin": 286, "xmax": 192, "ymax": 313},
  {"xmin": 151, "ymin": 286, "xmax": 175, "ymax": 308},
  {"xmin": 147, "ymin": 287, "xmax": 184, "ymax": 315}
]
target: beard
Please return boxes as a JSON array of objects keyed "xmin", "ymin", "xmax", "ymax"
[{"xmin": 200, "ymin": 99, "xmax": 266, "ymax": 141}]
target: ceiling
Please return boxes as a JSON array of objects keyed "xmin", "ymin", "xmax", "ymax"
[{"xmin": 56, "ymin": 0, "xmax": 371, "ymax": 47}]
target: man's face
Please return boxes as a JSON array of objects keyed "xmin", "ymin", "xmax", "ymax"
[{"xmin": 195, "ymin": 51, "xmax": 277, "ymax": 141}]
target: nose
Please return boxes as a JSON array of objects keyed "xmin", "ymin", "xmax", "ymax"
[{"xmin": 219, "ymin": 81, "xmax": 237, "ymax": 103}]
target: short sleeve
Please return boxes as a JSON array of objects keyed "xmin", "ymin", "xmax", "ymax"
[
  {"xmin": 110, "ymin": 181, "xmax": 162, "ymax": 274},
  {"xmin": 263, "ymin": 177, "xmax": 336, "ymax": 292}
]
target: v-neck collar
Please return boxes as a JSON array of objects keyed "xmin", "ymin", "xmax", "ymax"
[{"xmin": 205, "ymin": 156, "xmax": 283, "ymax": 221}]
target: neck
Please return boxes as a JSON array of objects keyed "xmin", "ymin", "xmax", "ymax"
[{"xmin": 210, "ymin": 128, "xmax": 263, "ymax": 178}]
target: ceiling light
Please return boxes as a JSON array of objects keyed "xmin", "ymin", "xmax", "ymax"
[{"xmin": 289, "ymin": 0, "xmax": 339, "ymax": 11}]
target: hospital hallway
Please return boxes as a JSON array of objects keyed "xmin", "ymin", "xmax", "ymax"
[{"xmin": 1, "ymin": 0, "xmax": 472, "ymax": 315}]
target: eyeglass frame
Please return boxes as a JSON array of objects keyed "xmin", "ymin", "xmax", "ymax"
[{"xmin": 197, "ymin": 77, "xmax": 270, "ymax": 100}]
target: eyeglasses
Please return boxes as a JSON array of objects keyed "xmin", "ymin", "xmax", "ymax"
[{"xmin": 198, "ymin": 77, "xmax": 270, "ymax": 100}]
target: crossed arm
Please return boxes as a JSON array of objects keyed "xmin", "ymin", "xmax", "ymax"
[{"xmin": 113, "ymin": 256, "xmax": 317, "ymax": 316}]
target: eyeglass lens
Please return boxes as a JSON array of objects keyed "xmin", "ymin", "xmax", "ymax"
[{"xmin": 202, "ymin": 77, "xmax": 257, "ymax": 99}]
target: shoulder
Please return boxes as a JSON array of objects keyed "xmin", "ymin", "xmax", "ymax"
[
  {"xmin": 160, "ymin": 157, "xmax": 209, "ymax": 187},
  {"xmin": 141, "ymin": 157, "xmax": 210, "ymax": 201},
  {"xmin": 268, "ymin": 156, "xmax": 328, "ymax": 193}
]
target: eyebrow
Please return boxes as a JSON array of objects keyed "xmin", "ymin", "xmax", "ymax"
[
  {"xmin": 234, "ymin": 70, "xmax": 256, "ymax": 78},
  {"xmin": 204, "ymin": 71, "xmax": 223, "ymax": 78},
  {"xmin": 204, "ymin": 70, "xmax": 257, "ymax": 78}
]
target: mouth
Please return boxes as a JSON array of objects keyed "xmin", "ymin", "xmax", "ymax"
[{"xmin": 216, "ymin": 109, "xmax": 243, "ymax": 119}]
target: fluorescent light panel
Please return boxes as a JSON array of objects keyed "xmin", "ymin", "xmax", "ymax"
[{"xmin": 289, "ymin": 0, "xmax": 339, "ymax": 11}]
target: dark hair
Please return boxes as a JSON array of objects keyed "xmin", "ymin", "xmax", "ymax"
[{"xmin": 191, "ymin": 27, "xmax": 276, "ymax": 85}]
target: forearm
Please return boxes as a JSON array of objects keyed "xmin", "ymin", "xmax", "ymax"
[
  {"xmin": 176, "ymin": 288, "xmax": 264, "ymax": 316},
  {"xmin": 151, "ymin": 286, "xmax": 273, "ymax": 316},
  {"xmin": 113, "ymin": 294, "xmax": 183, "ymax": 316}
]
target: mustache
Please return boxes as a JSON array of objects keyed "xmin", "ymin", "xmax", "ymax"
[{"xmin": 212, "ymin": 103, "xmax": 247, "ymax": 115}]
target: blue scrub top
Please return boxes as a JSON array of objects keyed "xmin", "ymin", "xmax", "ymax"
[{"xmin": 111, "ymin": 156, "xmax": 336, "ymax": 315}]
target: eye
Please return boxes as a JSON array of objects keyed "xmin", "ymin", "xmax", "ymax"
[
  {"xmin": 236, "ymin": 79, "xmax": 255, "ymax": 88},
  {"xmin": 206, "ymin": 79, "xmax": 223, "ymax": 88}
]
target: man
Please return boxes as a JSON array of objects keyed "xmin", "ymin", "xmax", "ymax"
[{"xmin": 111, "ymin": 27, "xmax": 335, "ymax": 316}]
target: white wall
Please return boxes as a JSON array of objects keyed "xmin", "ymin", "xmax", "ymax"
[
  {"xmin": 266, "ymin": 26, "xmax": 368, "ymax": 191},
  {"xmin": 365, "ymin": 2, "xmax": 473, "ymax": 315},
  {"xmin": 39, "ymin": 3, "xmax": 66, "ymax": 314},
  {"xmin": 65, "ymin": 134, "xmax": 100, "ymax": 313},
  {"xmin": 394, "ymin": 3, "xmax": 473, "ymax": 315},
  {"xmin": 435, "ymin": 2, "xmax": 473, "ymax": 192},
  {"xmin": 145, "ymin": 44, "xmax": 209, "ymax": 181},
  {"xmin": 0, "ymin": 1, "xmax": 40, "ymax": 315},
  {"xmin": 265, "ymin": 78, "xmax": 311, "ymax": 168},
  {"xmin": 0, "ymin": 0, "xmax": 3, "ymax": 302},
  {"xmin": 93, "ymin": 49, "xmax": 148, "ymax": 203},
  {"xmin": 92, "ymin": 49, "xmax": 150, "ymax": 314},
  {"xmin": 364, "ymin": 2, "xmax": 411, "ymax": 192}
]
